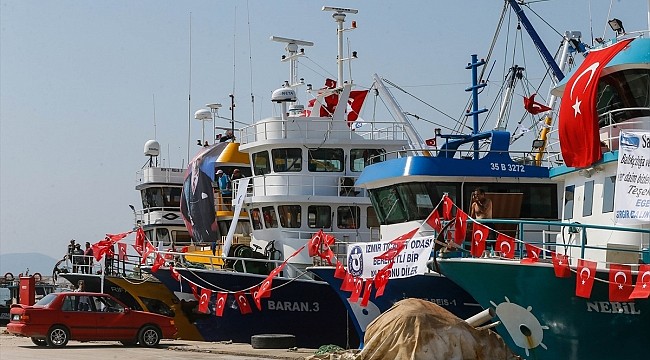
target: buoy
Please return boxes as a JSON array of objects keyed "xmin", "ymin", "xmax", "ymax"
[{"xmin": 4, "ymin": 272, "xmax": 14, "ymax": 281}]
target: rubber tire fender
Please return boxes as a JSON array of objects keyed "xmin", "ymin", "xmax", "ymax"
[{"xmin": 251, "ymin": 334, "xmax": 297, "ymax": 349}]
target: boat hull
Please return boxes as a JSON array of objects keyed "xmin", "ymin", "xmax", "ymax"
[
  {"xmin": 308, "ymin": 266, "xmax": 483, "ymax": 343},
  {"xmin": 438, "ymin": 258, "xmax": 649, "ymax": 360},
  {"xmin": 148, "ymin": 267, "xmax": 360, "ymax": 348}
]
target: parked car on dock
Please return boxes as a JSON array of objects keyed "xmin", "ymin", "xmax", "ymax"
[{"xmin": 7, "ymin": 291, "xmax": 177, "ymax": 348}]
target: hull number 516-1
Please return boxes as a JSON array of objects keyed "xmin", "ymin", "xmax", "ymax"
[{"xmin": 491, "ymin": 163, "xmax": 525, "ymax": 173}]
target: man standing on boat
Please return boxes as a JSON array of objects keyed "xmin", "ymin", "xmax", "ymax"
[
  {"xmin": 470, "ymin": 188, "xmax": 492, "ymax": 220},
  {"xmin": 83, "ymin": 242, "xmax": 94, "ymax": 274},
  {"xmin": 217, "ymin": 170, "xmax": 232, "ymax": 209}
]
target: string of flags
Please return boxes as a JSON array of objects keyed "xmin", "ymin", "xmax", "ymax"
[{"xmin": 89, "ymin": 194, "xmax": 649, "ymax": 317}]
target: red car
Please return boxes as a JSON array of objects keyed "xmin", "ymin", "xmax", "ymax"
[{"xmin": 7, "ymin": 291, "xmax": 177, "ymax": 348}]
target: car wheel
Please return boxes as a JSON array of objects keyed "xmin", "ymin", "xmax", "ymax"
[
  {"xmin": 120, "ymin": 340, "xmax": 138, "ymax": 346},
  {"xmin": 46, "ymin": 325, "xmax": 69, "ymax": 348},
  {"xmin": 138, "ymin": 325, "xmax": 161, "ymax": 347},
  {"xmin": 31, "ymin": 337, "xmax": 48, "ymax": 347}
]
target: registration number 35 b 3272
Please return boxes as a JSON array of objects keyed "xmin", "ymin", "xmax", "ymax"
[{"xmin": 490, "ymin": 163, "xmax": 525, "ymax": 173}]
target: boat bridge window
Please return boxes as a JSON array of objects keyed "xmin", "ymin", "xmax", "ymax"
[
  {"xmin": 370, "ymin": 182, "xmax": 459, "ymax": 225},
  {"xmin": 603, "ymin": 176, "xmax": 616, "ymax": 213},
  {"xmin": 278, "ymin": 205, "xmax": 301, "ymax": 228},
  {"xmin": 142, "ymin": 187, "xmax": 181, "ymax": 209},
  {"xmin": 308, "ymin": 148, "xmax": 343, "ymax": 172},
  {"xmin": 337, "ymin": 206, "xmax": 360, "ymax": 229},
  {"xmin": 564, "ymin": 185, "xmax": 575, "ymax": 220},
  {"xmin": 251, "ymin": 208, "xmax": 263, "ymax": 230},
  {"xmin": 262, "ymin": 206, "xmax": 278, "ymax": 228},
  {"xmin": 463, "ymin": 183, "xmax": 558, "ymax": 219},
  {"xmin": 597, "ymin": 69, "xmax": 650, "ymax": 127},
  {"xmin": 367, "ymin": 207, "xmax": 379, "ymax": 228},
  {"xmin": 583, "ymin": 180, "xmax": 595, "ymax": 217},
  {"xmin": 252, "ymin": 151, "xmax": 271, "ymax": 175},
  {"xmin": 350, "ymin": 149, "xmax": 385, "ymax": 172},
  {"xmin": 272, "ymin": 148, "xmax": 302, "ymax": 172},
  {"xmin": 308, "ymin": 205, "xmax": 331, "ymax": 228}
]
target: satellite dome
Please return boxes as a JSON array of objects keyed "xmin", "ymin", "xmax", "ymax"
[
  {"xmin": 194, "ymin": 108, "xmax": 212, "ymax": 120},
  {"xmin": 271, "ymin": 87, "xmax": 297, "ymax": 103},
  {"xmin": 144, "ymin": 140, "xmax": 160, "ymax": 157}
]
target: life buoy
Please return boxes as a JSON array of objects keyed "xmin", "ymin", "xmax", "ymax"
[
  {"xmin": 4, "ymin": 272, "xmax": 13, "ymax": 281},
  {"xmin": 33, "ymin": 272, "xmax": 42, "ymax": 282}
]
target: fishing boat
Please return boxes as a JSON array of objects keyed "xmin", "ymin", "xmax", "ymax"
[
  {"xmin": 58, "ymin": 140, "xmax": 251, "ymax": 340},
  {"xmin": 436, "ymin": 14, "xmax": 650, "ymax": 360},
  {"xmin": 307, "ymin": 0, "xmax": 584, "ymax": 342},
  {"xmin": 145, "ymin": 6, "xmax": 445, "ymax": 348}
]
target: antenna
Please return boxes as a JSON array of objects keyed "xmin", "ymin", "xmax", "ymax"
[
  {"xmin": 186, "ymin": 12, "xmax": 193, "ymax": 166},
  {"xmin": 271, "ymin": 36, "xmax": 313, "ymax": 88},
  {"xmin": 152, "ymin": 94, "xmax": 157, "ymax": 139},
  {"xmin": 322, "ymin": 6, "xmax": 358, "ymax": 85}
]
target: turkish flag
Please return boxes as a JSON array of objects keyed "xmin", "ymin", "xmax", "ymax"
[
  {"xmin": 150, "ymin": 254, "xmax": 165, "ymax": 272},
  {"xmin": 190, "ymin": 283, "xmax": 200, "ymax": 300},
  {"xmin": 198, "ymin": 288, "xmax": 212, "ymax": 314},
  {"xmin": 609, "ymin": 264, "xmax": 633, "ymax": 302},
  {"xmin": 334, "ymin": 261, "xmax": 346, "ymax": 279},
  {"xmin": 424, "ymin": 209, "xmax": 442, "ymax": 233},
  {"xmin": 253, "ymin": 271, "xmax": 276, "ymax": 310},
  {"xmin": 442, "ymin": 195, "xmax": 453, "ymax": 220},
  {"xmin": 495, "ymin": 233, "xmax": 515, "ymax": 259},
  {"xmin": 454, "ymin": 210, "xmax": 468, "ymax": 245},
  {"xmin": 234, "ymin": 291, "xmax": 253, "ymax": 315},
  {"xmin": 105, "ymin": 231, "xmax": 130, "ymax": 243},
  {"xmin": 374, "ymin": 241, "xmax": 406, "ymax": 262},
  {"xmin": 360, "ymin": 280, "xmax": 373, "ymax": 307},
  {"xmin": 523, "ymin": 93, "xmax": 553, "ymax": 115},
  {"xmin": 324, "ymin": 78, "xmax": 337, "ymax": 89},
  {"xmin": 347, "ymin": 90, "xmax": 369, "ymax": 123},
  {"xmin": 91, "ymin": 239, "xmax": 112, "ymax": 262},
  {"xmin": 215, "ymin": 292, "xmax": 228, "ymax": 317},
  {"xmin": 470, "ymin": 222, "xmax": 489, "ymax": 257},
  {"xmin": 551, "ymin": 252, "xmax": 571, "ymax": 278},
  {"xmin": 425, "ymin": 138, "xmax": 436, "ymax": 147},
  {"xmin": 521, "ymin": 243, "xmax": 541, "ymax": 263},
  {"xmin": 340, "ymin": 272, "xmax": 355, "ymax": 292},
  {"xmin": 558, "ymin": 39, "xmax": 633, "ymax": 167},
  {"xmin": 319, "ymin": 247, "xmax": 336, "ymax": 265},
  {"xmin": 374, "ymin": 263, "xmax": 393, "ymax": 297},
  {"xmin": 117, "ymin": 243, "xmax": 128, "ymax": 261},
  {"xmin": 141, "ymin": 240, "xmax": 157, "ymax": 265},
  {"xmin": 308, "ymin": 230, "xmax": 335, "ymax": 257},
  {"xmin": 576, "ymin": 259, "xmax": 597, "ymax": 298},
  {"xmin": 134, "ymin": 227, "xmax": 145, "ymax": 254},
  {"xmin": 629, "ymin": 265, "xmax": 650, "ymax": 299},
  {"xmin": 349, "ymin": 277, "xmax": 363, "ymax": 303},
  {"xmin": 170, "ymin": 264, "xmax": 181, "ymax": 282}
]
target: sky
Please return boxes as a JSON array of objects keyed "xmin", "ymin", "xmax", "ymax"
[{"xmin": 0, "ymin": 0, "xmax": 642, "ymax": 259}]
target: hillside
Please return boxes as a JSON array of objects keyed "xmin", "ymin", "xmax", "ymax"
[{"xmin": 0, "ymin": 252, "xmax": 60, "ymax": 277}]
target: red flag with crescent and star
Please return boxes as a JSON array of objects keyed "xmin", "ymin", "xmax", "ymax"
[
  {"xmin": 198, "ymin": 288, "xmax": 212, "ymax": 314},
  {"xmin": 349, "ymin": 277, "xmax": 364, "ymax": 303},
  {"xmin": 308, "ymin": 229, "xmax": 335, "ymax": 257},
  {"xmin": 334, "ymin": 260, "xmax": 346, "ymax": 279},
  {"xmin": 170, "ymin": 264, "xmax": 181, "ymax": 282},
  {"xmin": 424, "ymin": 209, "xmax": 442, "ymax": 233},
  {"xmin": 341, "ymin": 272, "xmax": 355, "ymax": 292},
  {"xmin": 551, "ymin": 252, "xmax": 571, "ymax": 278},
  {"xmin": 454, "ymin": 209, "xmax": 468, "ymax": 245},
  {"xmin": 442, "ymin": 195, "xmax": 453, "ymax": 220},
  {"xmin": 189, "ymin": 283, "xmax": 200, "ymax": 300},
  {"xmin": 234, "ymin": 291, "xmax": 253, "ymax": 315},
  {"xmin": 150, "ymin": 254, "xmax": 165, "ymax": 272},
  {"xmin": 523, "ymin": 93, "xmax": 552, "ymax": 115},
  {"xmin": 215, "ymin": 292, "xmax": 228, "ymax": 317},
  {"xmin": 140, "ymin": 240, "xmax": 157, "ymax": 265},
  {"xmin": 117, "ymin": 243, "xmax": 128, "ymax": 261},
  {"xmin": 558, "ymin": 39, "xmax": 633, "ymax": 167},
  {"xmin": 470, "ymin": 222, "xmax": 489, "ymax": 257},
  {"xmin": 495, "ymin": 233, "xmax": 515, "ymax": 259},
  {"xmin": 134, "ymin": 227, "xmax": 145, "ymax": 254},
  {"xmin": 521, "ymin": 243, "xmax": 541, "ymax": 264},
  {"xmin": 609, "ymin": 264, "xmax": 633, "ymax": 302},
  {"xmin": 374, "ymin": 262, "xmax": 393, "ymax": 297},
  {"xmin": 576, "ymin": 259, "xmax": 597, "ymax": 298},
  {"xmin": 360, "ymin": 280, "xmax": 373, "ymax": 307},
  {"xmin": 629, "ymin": 264, "xmax": 650, "ymax": 299}
]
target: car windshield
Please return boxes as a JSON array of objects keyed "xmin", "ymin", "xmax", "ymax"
[{"xmin": 34, "ymin": 293, "xmax": 57, "ymax": 307}]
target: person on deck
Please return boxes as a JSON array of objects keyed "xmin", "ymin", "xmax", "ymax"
[
  {"xmin": 72, "ymin": 244, "xmax": 84, "ymax": 273},
  {"xmin": 84, "ymin": 242, "xmax": 94, "ymax": 274},
  {"xmin": 470, "ymin": 188, "xmax": 493, "ymax": 220},
  {"xmin": 217, "ymin": 170, "xmax": 232, "ymax": 209}
]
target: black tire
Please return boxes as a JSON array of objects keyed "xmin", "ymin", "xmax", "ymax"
[
  {"xmin": 45, "ymin": 325, "xmax": 69, "ymax": 348},
  {"xmin": 120, "ymin": 339, "xmax": 138, "ymax": 346},
  {"xmin": 138, "ymin": 325, "xmax": 161, "ymax": 347},
  {"xmin": 250, "ymin": 334, "xmax": 296, "ymax": 349},
  {"xmin": 31, "ymin": 337, "xmax": 47, "ymax": 347}
]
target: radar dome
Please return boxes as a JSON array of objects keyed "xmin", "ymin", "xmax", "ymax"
[
  {"xmin": 271, "ymin": 87, "xmax": 297, "ymax": 103},
  {"xmin": 144, "ymin": 140, "xmax": 160, "ymax": 157}
]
